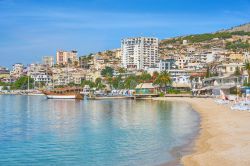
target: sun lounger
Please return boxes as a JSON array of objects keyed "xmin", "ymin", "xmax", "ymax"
[{"xmin": 214, "ymin": 99, "xmax": 229, "ymax": 105}]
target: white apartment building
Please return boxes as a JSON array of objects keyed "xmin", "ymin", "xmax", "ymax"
[
  {"xmin": 175, "ymin": 55, "xmax": 188, "ymax": 69},
  {"xmin": 185, "ymin": 62, "xmax": 204, "ymax": 71},
  {"xmin": 31, "ymin": 73, "xmax": 51, "ymax": 83},
  {"xmin": 217, "ymin": 63, "xmax": 244, "ymax": 76},
  {"xmin": 52, "ymin": 68, "xmax": 86, "ymax": 86},
  {"xmin": 56, "ymin": 50, "xmax": 78, "ymax": 66},
  {"xmin": 199, "ymin": 52, "xmax": 216, "ymax": 63},
  {"xmin": 10, "ymin": 63, "xmax": 24, "ymax": 78},
  {"xmin": 28, "ymin": 63, "xmax": 47, "ymax": 73},
  {"xmin": 42, "ymin": 56, "xmax": 54, "ymax": 67},
  {"xmin": 121, "ymin": 37, "xmax": 159, "ymax": 70}
]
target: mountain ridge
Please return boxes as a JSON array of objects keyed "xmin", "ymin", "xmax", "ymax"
[
  {"xmin": 222, "ymin": 23, "xmax": 250, "ymax": 32},
  {"xmin": 160, "ymin": 22, "xmax": 250, "ymax": 44}
]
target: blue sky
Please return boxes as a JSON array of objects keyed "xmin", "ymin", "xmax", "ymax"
[{"xmin": 0, "ymin": 0, "xmax": 250, "ymax": 68}]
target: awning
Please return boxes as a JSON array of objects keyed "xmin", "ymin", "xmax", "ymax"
[
  {"xmin": 136, "ymin": 83, "xmax": 155, "ymax": 89},
  {"xmin": 198, "ymin": 85, "xmax": 236, "ymax": 91},
  {"xmin": 172, "ymin": 82, "xmax": 191, "ymax": 88}
]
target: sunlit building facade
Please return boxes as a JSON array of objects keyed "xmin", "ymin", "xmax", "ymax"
[{"xmin": 121, "ymin": 37, "xmax": 159, "ymax": 70}]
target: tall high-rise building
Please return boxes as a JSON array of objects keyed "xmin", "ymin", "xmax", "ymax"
[
  {"xmin": 42, "ymin": 56, "xmax": 54, "ymax": 67},
  {"xmin": 56, "ymin": 50, "xmax": 78, "ymax": 66},
  {"xmin": 121, "ymin": 37, "xmax": 159, "ymax": 70}
]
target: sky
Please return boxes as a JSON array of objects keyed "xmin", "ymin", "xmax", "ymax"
[{"xmin": 0, "ymin": 0, "xmax": 250, "ymax": 68}]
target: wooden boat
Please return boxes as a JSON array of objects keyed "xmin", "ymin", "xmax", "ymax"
[{"xmin": 43, "ymin": 87, "xmax": 83, "ymax": 99}]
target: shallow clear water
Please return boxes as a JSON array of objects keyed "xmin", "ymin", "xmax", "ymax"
[{"xmin": 0, "ymin": 95, "xmax": 199, "ymax": 166}]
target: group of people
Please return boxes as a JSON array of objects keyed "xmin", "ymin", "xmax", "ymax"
[{"xmin": 214, "ymin": 90, "xmax": 250, "ymax": 111}]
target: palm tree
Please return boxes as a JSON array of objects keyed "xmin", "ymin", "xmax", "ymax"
[
  {"xmin": 244, "ymin": 61, "xmax": 250, "ymax": 84},
  {"xmin": 95, "ymin": 77, "xmax": 102, "ymax": 85},
  {"xmin": 105, "ymin": 76, "xmax": 113, "ymax": 90},
  {"xmin": 139, "ymin": 71, "xmax": 151, "ymax": 83},
  {"xmin": 151, "ymin": 71, "xmax": 159, "ymax": 82},
  {"xmin": 95, "ymin": 77, "xmax": 105, "ymax": 89},
  {"xmin": 124, "ymin": 75, "xmax": 137, "ymax": 89},
  {"xmin": 153, "ymin": 71, "xmax": 172, "ymax": 93},
  {"xmin": 111, "ymin": 76, "xmax": 122, "ymax": 89}
]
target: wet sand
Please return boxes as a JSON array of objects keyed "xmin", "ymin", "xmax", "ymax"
[{"xmin": 154, "ymin": 97, "xmax": 250, "ymax": 166}]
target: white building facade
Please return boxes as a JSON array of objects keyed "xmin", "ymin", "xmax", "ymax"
[
  {"xmin": 10, "ymin": 63, "xmax": 24, "ymax": 78},
  {"xmin": 56, "ymin": 50, "xmax": 78, "ymax": 66},
  {"xmin": 42, "ymin": 56, "xmax": 54, "ymax": 67},
  {"xmin": 31, "ymin": 73, "xmax": 51, "ymax": 83},
  {"xmin": 121, "ymin": 37, "xmax": 159, "ymax": 70}
]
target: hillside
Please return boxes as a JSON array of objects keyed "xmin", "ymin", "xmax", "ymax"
[
  {"xmin": 225, "ymin": 23, "xmax": 250, "ymax": 32},
  {"xmin": 159, "ymin": 23, "xmax": 250, "ymax": 58},
  {"xmin": 160, "ymin": 23, "xmax": 250, "ymax": 45}
]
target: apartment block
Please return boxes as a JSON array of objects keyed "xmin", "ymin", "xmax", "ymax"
[
  {"xmin": 121, "ymin": 37, "xmax": 159, "ymax": 70},
  {"xmin": 10, "ymin": 63, "xmax": 24, "ymax": 78},
  {"xmin": 42, "ymin": 56, "xmax": 54, "ymax": 67},
  {"xmin": 56, "ymin": 50, "xmax": 78, "ymax": 66}
]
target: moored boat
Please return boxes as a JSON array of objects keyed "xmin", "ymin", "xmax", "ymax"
[
  {"xmin": 80, "ymin": 85, "xmax": 91, "ymax": 96},
  {"xmin": 43, "ymin": 87, "xmax": 83, "ymax": 99}
]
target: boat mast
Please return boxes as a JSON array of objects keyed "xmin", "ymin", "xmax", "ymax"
[
  {"xmin": 52, "ymin": 72, "xmax": 54, "ymax": 89},
  {"xmin": 67, "ymin": 62, "xmax": 70, "ymax": 86},
  {"xmin": 46, "ymin": 65, "xmax": 48, "ymax": 87},
  {"xmin": 28, "ymin": 75, "xmax": 30, "ymax": 92}
]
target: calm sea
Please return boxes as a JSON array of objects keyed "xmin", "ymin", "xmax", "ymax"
[{"xmin": 0, "ymin": 95, "xmax": 199, "ymax": 166}]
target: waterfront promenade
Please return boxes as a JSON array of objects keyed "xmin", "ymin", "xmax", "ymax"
[{"xmin": 154, "ymin": 97, "xmax": 250, "ymax": 166}]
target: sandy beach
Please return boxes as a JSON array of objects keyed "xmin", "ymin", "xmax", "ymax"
[{"xmin": 154, "ymin": 97, "xmax": 250, "ymax": 166}]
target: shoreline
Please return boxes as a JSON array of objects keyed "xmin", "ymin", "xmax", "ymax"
[
  {"xmin": 157, "ymin": 99, "xmax": 201, "ymax": 166},
  {"xmin": 163, "ymin": 126, "xmax": 199, "ymax": 166},
  {"xmin": 154, "ymin": 97, "xmax": 250, "ymax": 166}
]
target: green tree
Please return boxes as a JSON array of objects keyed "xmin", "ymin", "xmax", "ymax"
[
  {"xmin": 105, "ymin": 76, "xmax": 113, "ymax": 90},
  {"xmin": 111, "ymin": 76, "xmax": 125, "ymax": 89},
  {"xmin": 226, "ymin": 41, "xmax": 250, "ymax": 50},
  {"xmin": 95, "ymin": 78, "xmax": 105, "ymax": 90},
  {"xmin": 138, "ymin": 71, "xmax": 151, "ymax": 83},
  {"xmin": 11, "ymin": 76, "xmax": 34, "ymax": 90},
  {"xmin": 95, "ymin": 77, "xmax": 102, "ymax": 85},
  {"xmin": 81, "ymin": 80, "xmax": 96, "ymax": 88},
  {"xmin": 2, "ymin": 85, "xmax": 9, "ymax": 91},
  {"xmin": 153, "ymin": 71, "xmax": 172, "ymax": 93},
  {"xmin": 111, "ymin": 76, "xmax": 120, "ymax": 89},
  {"xmin": 244, "ymin": 61, "xmax": 250, "ymax": 83},
  {"xmin": 124, "ymin": 75, "xmax": 138, "ymax": 89},
  {"xmin": 68, "ymin": 82, "xmax": 77, "ymax": 87},
  {"xmin": 0, "ymin": 81, "xmax": 7, "ymax": 86},
  {"xmin": 101, "ymin": 67, "xmax": 114, "ymax": 77}
]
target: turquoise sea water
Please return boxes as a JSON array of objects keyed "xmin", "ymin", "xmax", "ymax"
[{"xmin": 0, "ymin": 95, "xmax": 199, "ymax": 166}]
